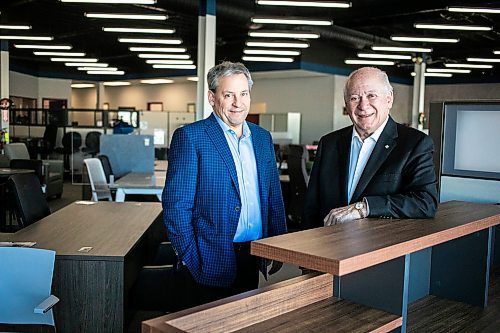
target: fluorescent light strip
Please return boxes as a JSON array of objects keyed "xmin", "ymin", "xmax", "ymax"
[
  {"xmin": 152, "ymin": 64, "xmax": 196, "ymax": 69},
  {"xmin": 445, "ymin": 63, "xmax": 493, "ymax": 69},
  {"xmin": 145, "ymin": 59, "xmax": 193, "ymax": 64},
  {"xmin": 372, "ymin": 46, "xmax": 432, "ymax": 52},
  {"xmin": 426, "ymin": 68, "xmax": 471, "ymax": 73},
  {"xmin": 78, "ymin": 67, "xmax": 118, "ymax": 71},
  {"xmin": 62, "ymin": 0, "xmax": 156, "ymax": 3},
  {"xmin": 138, "ymin": 54, "xmax": 190, "ymax": 59},
  {"xmin": 0, "ymin": 25, "xmax": 31, "ymax": 30},
  {"xmin": 414, "ymin": 23, "xmax": 492, "ymax": 31},
  {"xmin": 103, "ymin": 81, "xmax": 130, "ymax": 86},
  {"xmin": 242, "ymin": 56, "xmax": 294, "ymax": 62},
  {"xmin": 0, "ymin": 35, "xmax": 53, "ymax": 40},
  {"xmin": 65, "ymin": 62, "xmax": 108, "ymax": 67},
  {"xmin": 84, "ymin": 13, "xmax": 167, "ymax": 20},
  {"xmin": 51, "ymin": 58, "xmax": 98, "ymax": 62},
  {"xmin": 129, "ymin": 47, "xmax": 186, "ymax": 52},
  {"xmin": 256, "ymin": 1, "xmax": 351, "ymax": 8},
  {"xmin": 244, "ymin": 49, "xmax": 300, "ymax": 56},
  {"xmin": 448, "ymin": 7, "xmax": 500, "ymax": 14},
  {"xmin": 251, "ymin": 17, "xmax": 332, "ymax": 26},
  {"xmin": 103, "ymin": 27, "xmax": 174, "ymax": 34},
  {"xmin": 34, "ymin": 51, "xmax": 85, "ymax": 56},
  {"xmin": 344, "ymin": 59, "xmax": 395, "ymax": 65},
  {"xmin": 357, "ymin": 53, "xmax": 411, "ymax": 60},
  {"xmin": 391, "ymin": 36, "xmax": 459, "ymax": 43},
  {"xmin": 249, "ymin": 31, "xmax": 319, "ymax": 39},
  {"xmin": 71, "ymin": 83, "xmax": 96, "ymax": 88},
  {"xmin": 411, "ymin": 72, "xmax": 453, "ymax": 77},
  {"xmin": 246, "ymin": 41, "xmax": 309, "ymax": 48},
  {"xmin": 493, "ymin": 51, "xmax": 500, "ymax": 55},
  {"xmin": 119, "ymin": 38, "xmax": 182, "ymax": 44},
  {"xmin": 15, "ymin": 44, "xmax": 72, "ymax": 50},
  {"xmin": 467, "ymin": 57, "xmax": 500, "ymax": 63},
  {"xmin": 140, "ymin": 79, "xmax": 174, "ymax": 84},
  {"xmin": 87, "ymin": 70, "xmax": 125, "ymax": 75},
  {"xmin": 187, "ymin": 77, "xmax": 198, "ymax": 81}
]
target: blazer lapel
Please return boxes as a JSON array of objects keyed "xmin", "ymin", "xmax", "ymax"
[
  {"xmin": 351, "ymin": 117, "xmax": 398, "ymax": 202},
  {"xmin": 205, "ymin": 114, "xmax": 240, "ymax": 194}
]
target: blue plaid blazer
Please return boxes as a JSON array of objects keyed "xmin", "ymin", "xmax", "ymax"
[{"xmin": 162, "ymin": 113, "xmax": 287, "ymax": 287}]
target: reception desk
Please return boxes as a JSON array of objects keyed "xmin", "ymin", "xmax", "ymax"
[{"xmin": 143, "ymin": 201, "xmax": 500, "ymax": 333}]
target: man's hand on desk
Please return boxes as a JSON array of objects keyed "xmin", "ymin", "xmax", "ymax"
[
  {"xmin": 267, "ymin": 260, "xmax": 283, "ymax": 275},
  {"xmin": 323, "ymin": 200, "xmax": 368, "ymax": 226}
]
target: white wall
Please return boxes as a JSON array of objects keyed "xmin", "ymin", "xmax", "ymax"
[{"xmin": 10, "ymin": 71, "xmax": 72, "ymax": 107}]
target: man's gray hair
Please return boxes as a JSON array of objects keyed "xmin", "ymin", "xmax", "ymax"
[
  {"xmin": 343, "ymin": 67, "xmax": 393, "ymax": 101},
  {"xmin": 207, "ymin": 61, "xmax": 253, "ymax": 91}
]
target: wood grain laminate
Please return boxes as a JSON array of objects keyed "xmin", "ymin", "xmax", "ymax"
[
  {"xmin": 113, "ymin": 172, "xmax": 166, "ymax": 189},
  {"xmin": 251, "ymin": 201, "xmax": 500, "ymax": 276}
]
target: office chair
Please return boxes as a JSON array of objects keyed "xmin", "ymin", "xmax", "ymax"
[
  {"xmin": 83, "ymin": 158, "xmax": 112, "ymax": 201},
  {"xmin": 55, "ymin": 131, "xmax": 82, "ymax": 172},
  {"xmin": 10, "ymin": 159, "xmax": 44, "ymax": 185},
  {"xmin": 0, "ymin": 247, "xmax": 59, "ymax": 331},
  {"xmin": 97, "ymin": 154, "xmax": 116, "ymax": 183},
  {"xmin": 82, "ymin": 131, "xmax": 102, "ymax": 157},
  {"xmin": 286, "ymin": 144, "xmax": 310, "ymax": 230},
  {"xmin": 35, "ymin": 124, "xmax": 58, "ymax": 159},
  {"xmin": 7, "ymin": 173, "xmax": 51, "ymax": 229}
]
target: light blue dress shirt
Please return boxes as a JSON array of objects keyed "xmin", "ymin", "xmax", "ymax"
[
  {"xmin": 347, "ymin": 116, "xmax": 389, "ymax": 203},
  {"xmin": 214, "ymin": 114, "xmax": 263, "ymax": 242}
]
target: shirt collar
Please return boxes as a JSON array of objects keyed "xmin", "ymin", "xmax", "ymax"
[
  {"xmin": 352, "ymin": 115, "xmax": 389, "ymax": 143},
  {"xmin": 213, "ymin": 112, "xmax": 251, "ymax": 138}
]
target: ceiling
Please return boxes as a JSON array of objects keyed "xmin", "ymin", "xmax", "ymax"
[{"xmin": 2, "ymin": 0, "xmax": 500, "ymax": 83}]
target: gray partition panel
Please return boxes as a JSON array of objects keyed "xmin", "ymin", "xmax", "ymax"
[{"xmin": 100, "ymin": 134, "xmax": 154, "ymax": 177}]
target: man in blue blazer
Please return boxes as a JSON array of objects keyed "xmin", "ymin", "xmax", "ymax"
[
  {"xmin": 162, "ymin": 61, "xmax": 287, "ymax": 308},
  {"xmin": 303, "ymin": 67, "xmax": 438, "ymax": 228}
]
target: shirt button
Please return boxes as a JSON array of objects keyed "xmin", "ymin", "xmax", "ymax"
[{"xmin": 235, "ymin": 206, "xmax": 240, "ymax": 212}]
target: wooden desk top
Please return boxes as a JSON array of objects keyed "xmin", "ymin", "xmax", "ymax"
[
  {"xmin": 1, "ymin": 201, "xmax": 162, "ymax": 261},
  {"xmin": 113, "ymin": 172, "xmax": 166, "ymax": 189},
  {"xmin": 154, "ymin": 160, "xmax": 168, "ymax": 172},
  {"xmin": 252, "ymin": 201, "xmax": 500, "ymax": 276}
]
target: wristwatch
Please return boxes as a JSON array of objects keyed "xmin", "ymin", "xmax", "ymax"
[{"xmin": 354, "ymin": 201, "xmax": 367, "ymax": 218}]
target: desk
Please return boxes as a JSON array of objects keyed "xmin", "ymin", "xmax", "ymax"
[
  {"xmin": 154, "ymin": 160, "xmax": 168, "ymax": 172},
  {"xmin": 112, "ymin": 171, "xmax": 166, "ymax": 202},
  {"xmin": 0, "ymin": 201, "xmax": 163, "ymax": 333}
]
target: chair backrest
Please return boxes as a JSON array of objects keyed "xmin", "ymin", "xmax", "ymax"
[
  {"xmin": 286, "ymin": 144, "xmax": 310, "ymax": 228},
  {"xmin": 4, "ymin": 142, "xmax": 30, "ymax": 160},
  {"xmin": 0, "ymin": 247, "xmax": 56, "ymax": 326},
  {"xmin": 10, "ymin": 159, "xmax": 44, "ymax": 184},
  {"xmin": 61, "ymin": 131, "xmax": 82, "ymax": 151},
  {"xmin": 7, "ymin": 173, "xmax": 51, "ymax": 228},
  {"xmin": 97, "ymin": 154, "xmax": 114, "ymax": 183},
  {"xmin": 0, "ymin": 154, "xmax": 9, "ymax": 167},
  {"xmin": 84, "ymin": 131, "xmax": 102, "ymax": 155},
  {"xmin": 41, "ymin": 124, "xmax": 58, "ymax": 154},
  {"xmin": 84, "ymin": 158, "xmax": 112, "ymax": 201}
]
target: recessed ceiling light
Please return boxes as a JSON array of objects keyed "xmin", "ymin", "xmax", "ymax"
[
  {"xmin": 62, "ymin": 0, "xmax": 155, "ymax": 3},
  {"xmin": 77, "ymin": 67, "xmax": 118, "ymax": 71},
  {"xmin": 414, "ymin": 23, "xmax": 492, "ymax": 31},
  {"xmin": 118, "ymin": 38, "xmax": 182, "ymax": 44},
  {"xmin": 357, "ymin": 53, "xmax": 412, "ymax": 60},
  {"xmin": 391, "ymin": 36, "xmax": 459, "ymax": 43},
  {"xmin": 129, "ymin": 47, "xmax": 186, "ymax": 52},
  {"xmin": 103, "ymin": 81, "xmax": 130, "ymax": 86},
  {"xmin": 344, "ymin": 59, "xmax": 395, "ymax": 65},
  {"xmin": 51, "ymin": 58, "xmax": 98, "ymax": 62},
  {"xmin": 246, "ymin": 41, "xmax": 309, "ymax": 48},
  {"xmin": 467, "ymin": 57, "xmax": 500, "ymax": 63},
  {"xmin": 140, "ymin": 79, "xmax": 174, "ymax": 84},
  {"xmin": 444, "ymin": 63, "xmax": 493, "ymax": 69},
  {"xmin": 65, "ymin": 62, "xmax": 108, "ymax": 67},
  {"xmin": 248, "ymin": 31, "xmax": 320, "ymax": 39},
  {"xmin": 0, "ymin": 25, "xmax": 31, "ymax": 30},
  {"xmin": 0, "ymin": 35, "xmax": 53, "ymax": 40},
  {"xmin": 145, "ymin": 59, "xmax": 193, "ymax": 64},
  {"xmin": 187, "ymin": 77, "xmax": 198, "ymax": 81},
  {"xmin": 84, "ymin": 13, "xmax": 167, "ymax": 20},
  {"xmin": 71, "ymin": 83, "xmax": 96, "ymax": 88},
  {"xmin": 138, "ymin": 53, "xmax": 190, "ymax": 59},
  {"xmin": 34, "ymin": 51, "xmax": 85, "ymax": 56},
  {"xmin": 256, "ymin": 1, "xmax": 351, "ymax": 8},
  {"xmin": 152, "ymin": 64, "xmax": 196, "ymax": 69},
  {"xmin": 372, "ymin": 46, "xmax": 432, "ymax": 52},
  {"xmin": 244, "ymin": 49, "xmax": 300, "ymax": 56},
  {"xmin": 426, "ymin": 68, "xmax": 471, "ymax": 73},
  {"xmin": 88, "ymin": 70, "xmax": 125, "ymax": 75},
  {"xmin": 251, "ymin": 17, "xmax": 332, "ymax": 26},
  {"xmin": 103, "ymin": 27, "xmax": 175, "ymax": 34},
  {"xmin": 447, "ymin": 7, "xmax": 500, "ymax": 14},
  {"xmin": 242, "ymin": 56, "xmax": 294, "ymax": 62},
  {"xmin": 15, "ymin": 44, "xmax": 72, "ymax": 50}
]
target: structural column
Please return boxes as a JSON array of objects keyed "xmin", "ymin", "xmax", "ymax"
[
  {"xmin": 0, "ymin": 41, "xmax": 9, "ymax": 132},
  {"xmin": 411, "ymin": 56, "xmax": 426, "ymax": 129},
  {"xmin": 196, "ymin": 0, "xmax": 216, "ymax": 120}
]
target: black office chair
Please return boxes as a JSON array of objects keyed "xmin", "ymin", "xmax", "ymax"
[
  {"xmin": 34, "ymin": 124, "xmax": 58, "ymax": 159},
  {"xmin": 9, "ymin": 159, "xmax": 44, "ymax": 185},
  {"xmin": 82, "ymin": 131, "xmax": 102, "ymax": 157},
  {"xmin": 286, "ymin": 144, "xmax": 309, "ymax": 230},
  {"xmin": 7, "ymin": 173, "xmax": 51, "ymax": 229},
  {"xmin": 97, "ymin": 154, "xmax": 116, "ymax": 183},
  {"xmin": 55, "ymin": 131, "xmax": 82, "ymax": 172}
]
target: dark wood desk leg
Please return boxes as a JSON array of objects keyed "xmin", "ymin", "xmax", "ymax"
[
  {"xmin": 430, "ymin": 227, "xmax": 493, "ymax": 308},
  {"xmin": 334, "ymin": 254, "xmax": 411, "ymax": 333}
]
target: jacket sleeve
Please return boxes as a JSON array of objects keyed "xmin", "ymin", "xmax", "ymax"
[
  {"xmin": 162, "ymin": 127, "xmax": 201, "ymax": 272},
  {"xmin": 365, "ymin": 134, "xmax": 438, "ymax": 218}
]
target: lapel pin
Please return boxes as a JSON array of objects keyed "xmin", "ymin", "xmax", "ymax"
[{"xmin": 385, "ymin": 145, "xmax": 389, "ymax": 149}]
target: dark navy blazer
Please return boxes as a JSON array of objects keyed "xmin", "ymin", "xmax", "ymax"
[{"xmin": 162, "ymin": 113, "xmax": 287, "ymax": 287}]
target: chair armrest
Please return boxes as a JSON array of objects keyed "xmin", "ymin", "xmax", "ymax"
[
  {"xmin": 34, "ymin": 295, "xmax": 59, "ymax": 314},
  {"xmin": 42, "ymin": 159, "xmax": 64, "ymax": 174}
]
